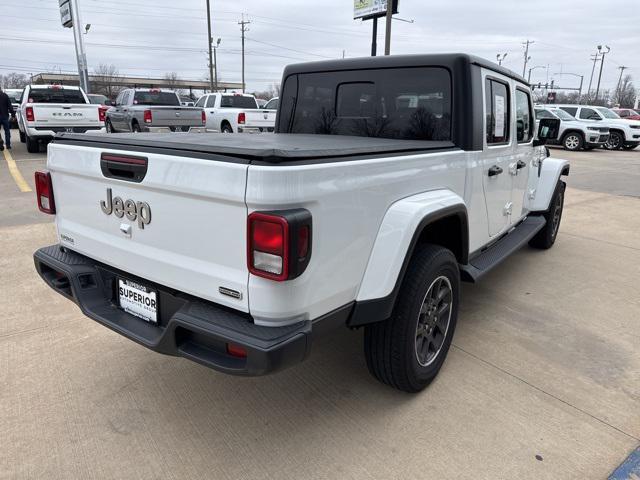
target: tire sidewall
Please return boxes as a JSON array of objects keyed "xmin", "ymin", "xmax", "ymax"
[
  {"xmin": 563, "ymin": 133, "xmax": 582, "ymax": 151},
  {"xmin": 606, "ymin": 131, "xmax": 623, "ymax": 150},
  {"xmin": 397, "ymin": 250, "xmax": 460, "ymax": 389}
]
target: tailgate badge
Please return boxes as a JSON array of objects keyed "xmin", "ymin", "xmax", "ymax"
[
  {"xmin": 101, "ymin": 188, "xmax": 151, "ymax": 229},
  {"xmin": 219, "ymin": 286, "xmax": 242, "ymax": 300}
]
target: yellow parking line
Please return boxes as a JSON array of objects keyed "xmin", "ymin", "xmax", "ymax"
[{"xmin": 2, "ymin": 148, "xmax": 32, "ymax": 193}]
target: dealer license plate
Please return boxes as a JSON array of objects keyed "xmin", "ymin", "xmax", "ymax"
[{"xmin": 118, "ymin": 278, "xmax": 158, "ymax": 324}]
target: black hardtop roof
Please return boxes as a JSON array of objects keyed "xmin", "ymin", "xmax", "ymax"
[{"xmin": 282, "ymin": 53, "xmax": 528, "ymax": 85}]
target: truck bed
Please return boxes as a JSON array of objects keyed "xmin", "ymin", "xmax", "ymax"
[{"xmin": 53, "ymin": 132, "xmax": 456, "ymax": 164}]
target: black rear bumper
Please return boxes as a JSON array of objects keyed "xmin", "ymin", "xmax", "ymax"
[{"xmin": 33, "ymin": 244, "xmax": 320, "ymax": 376}]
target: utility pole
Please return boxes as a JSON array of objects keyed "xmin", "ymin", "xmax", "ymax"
[
  {"xmin": 594, "ymin": 45, "xmax": 610, "ymax": 103},
  {"xmin": 384, "ymin": 0, "xmax": 393, "ymax": 55},
  {"xmin": 587, "ymin": 52, "xmax": 600, "ymax": 101},
  {"xmin": 67, "ymin": 0, "xmax": 90, "ymax": 93},
  {"xmin": 615, "ymin": 66, "xmax": 627, "ymax": 104},
  {"xmin": 205, "ymin": 0, "xmax": 214, "ymax": 91},
  {"xmin": 371, "ymin": 16, "xmax": 378, "ymax": 56},
  {"xmin": 521, "ymin": 39, "xmax": 534, "ymax": 77},
  {"xmin": 238, "ymin": 14, "xmax": 250, "ymax": 92},
  {"xmin": 213, "ymin": 38, "xmax": 221, "ymax": 92}
]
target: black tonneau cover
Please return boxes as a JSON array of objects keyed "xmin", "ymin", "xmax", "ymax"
[{"xmin": 53, "ymin": 132, "xmax": 455, "ymax": 164}]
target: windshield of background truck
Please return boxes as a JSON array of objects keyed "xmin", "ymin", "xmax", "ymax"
[
  {"xmin": 6, "ymin": 90, "xmax": 22, "ymax": 103},
  {"xmin": 133, "ymin": 91, "xmax": 180, "ymax": 106},
  {"xmin": 220, "ymin": 95, "xmax": 258, "ymax": 109},
  {"xmin": 283, "ymin": 67, "xmax": 451, "ymax": 140},
  {"xmin": 596, "ymin": 107, "xmax": 620, "ymax": 119},
  {"xmin": 28, "ymin": 88, "xmax": 86, "ymax": 104}
]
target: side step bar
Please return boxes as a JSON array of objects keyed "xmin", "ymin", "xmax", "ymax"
[{"xmin": 460, "ymin": 215, "xmax": 546, "ymax": 282}]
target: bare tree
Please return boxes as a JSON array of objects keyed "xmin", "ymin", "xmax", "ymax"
[
  {"xmin": 251, "ymin": 83, "xmax": 281, "ymax": 100},
  {"xmin": 163, "ymin": 72, "xmax": 185, "ymax": 96},
  {"xmin": 0, "ymin": 73, "xmax": 29, "ymax": 89},
  {"xmin": 615, "ymin": 74, "xmax": 636, "ymax": 108},
  {"xmin": 92, "ymin": 64, "xmax": 122, "ymax": 99}
]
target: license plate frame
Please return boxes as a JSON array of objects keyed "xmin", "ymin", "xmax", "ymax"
[{"xmin": 117, "ymin": 278, "xmax": 158, "ymax": 324}]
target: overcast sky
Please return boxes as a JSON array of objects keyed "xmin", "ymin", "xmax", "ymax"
[{"xmin": 2, "ymin": 0, "xmax": 639, "ymax": 95}]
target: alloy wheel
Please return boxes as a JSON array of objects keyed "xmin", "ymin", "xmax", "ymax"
[{"xmin": 415, "ymin": 276, "xmax": 453, "ymax": 367}]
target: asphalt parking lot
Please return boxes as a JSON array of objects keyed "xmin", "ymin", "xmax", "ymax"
[{"xmin": 1, "ymin": 130, "xmax": 639, "ymax": 479}]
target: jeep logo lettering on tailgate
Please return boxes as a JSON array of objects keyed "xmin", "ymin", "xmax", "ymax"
[{"xmin": 100, "ymin": 188, "xmax": 151, "ymax": 229}]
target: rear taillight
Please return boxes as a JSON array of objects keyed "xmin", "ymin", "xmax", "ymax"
[
  {"xmin": 35, "ymin": 171, "xmax": 55, "ymax": 214},
  {"xmin": 247, "ymin": 209, "xmax": 312, "ymax": 281},
  {"xmin": 26, "ymin": 106, "xmax": 35, "ymax": 122},
  {"xmin": 201, "ymin": 110, "xmax": 206, "ymax": 125},
  {"xmin": 238, "ymin": 112, "xmax": 246, "ymax": 125},
  {"xmin": 143, "ymin": 109, "xmax": 152, "ymax": 123},
  {"xmin": 98, "ymin": 106, "xmax": 108, "ymax": 122}
]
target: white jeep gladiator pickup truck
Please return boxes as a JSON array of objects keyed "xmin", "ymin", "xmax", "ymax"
[
  {"xmin": 196, "ymin": 92, "xmax": 276, "ymax": 133},
  {"xmin": 33, "ymin": 54, "xmax": 568, "ymax": 392},
  {"xmin": 17, "ymin": 85, "xmax": 106, "ymax": 153}
]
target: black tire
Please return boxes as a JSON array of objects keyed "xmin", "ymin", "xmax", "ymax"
[
  {"xmin": 105, "ymin": 119, "xmax": 115, "ymax": 133},
  {"xmin": 529, "ymin": 180, "xmax": 566, "ymax": 249},
  {"xmin": 221, "ymin": 123, "xmax": 233, "ymax": 133},
  {"xmin": 19, "ymin": 130, "xmax": 26, "ymax": 143},
  {"xmin": 605, "ymin": 131, "xmax": 623, "ymax": 150},
  {"xmin": 26, "ymin": 135, "xmax": 39, "ymax": 153},
  {"xmin": 364, "ymin": 244, "xmax": 460, "ymax": 393},
  {"xmin": 622, "ymin": 144, "xmax": 638, "ymax": 151},
  {"xmin": 562, "ymin": 132, "xmax": 583, "ymax": 151},
  {"xmin": 131, "ymin": 122, "xmax": 141, "ymax": 133}
]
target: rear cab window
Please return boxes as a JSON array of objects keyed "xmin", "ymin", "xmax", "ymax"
[
  {"xmin": 280, "ymin": 67, "xmax": 452, "ymax": 141},
  {"xmin": 133, "ymin": 91, "xmax": 180, "ymax": 106},
  {"xmin": 28, "ymin": 88, "xmax": 86, "ymax": 104},
  {"xmin": 220, "ymin": 95, "xmax": 258, "ymax": 109},
  {"xmin": 484, "ymin": 78, "xmax": 510, "ymax": 145}
]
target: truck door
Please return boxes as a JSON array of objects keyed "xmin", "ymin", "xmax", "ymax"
[
  {"xmin": 510, "ymin": 88, "xmax": 535, "ymax": 220},
  {"xmin": 110, "ymin": 91, "xmax": 126, "ymax": 130},
  {"xmin": 481, "ymin": 76, "xmax": 514, "ymax": 237}
]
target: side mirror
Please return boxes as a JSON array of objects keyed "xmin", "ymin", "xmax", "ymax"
[{"xmin": 533, "ymin": 118, "xmax": 560, "ymax": 147}]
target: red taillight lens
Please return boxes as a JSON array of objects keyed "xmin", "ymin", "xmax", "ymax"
[
  {"xmin": 247, "ymin": 210, "xmax": 312, "ymax": 281},
  {"xmin": 35, "ymin": 171, "xmax": 55, "ymax": 214},
  {"xmin": 26, "ymin": 106, "xmax": 35, "ymax": 122},
  {"xmin": 98, "ymin": 106, "xmax": 108, "ymax": 122},
  {"xmin": 238, "ymin": 112, "xmax": 246, "ymax": 124},
  {"xmin": 226, "ymin": 343, "xmax": 247, "ymax": 358},
  {"xmin": 143, "ymin": 109, "xmax": 152, "ymax": 123},
  {"xmin": 201, "ymin": 110, "xmax": 206, "ymax": 125}
]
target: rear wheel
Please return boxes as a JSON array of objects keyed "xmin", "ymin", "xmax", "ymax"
[
  {"xmin": 105, "ymin": 119, "xmax": 115, "ymax": 133},
  {"xmin": 131, "ymin": 122, "xmax": 141, "ymax": 133},
  {"xmin": 26, "ymin": 135, "xmax": 39, "ymax": 153},
  {"xmin": 605, "ymin": 131, "xmax": 623, "ymax": 150},
  {"xmin": 364, "ymin": 244, "xmax": 459, "ymax": 393},
  {"xmin": 221, "ymin": 123, "xmax": 233, "ymax": 133},
  {"xmin": 562, "ymin": 132, "xmax": 583, "ymax": 151},
  {"xmin": 529, "ymin": 180, "xmax": 566, "ymax": 249}
]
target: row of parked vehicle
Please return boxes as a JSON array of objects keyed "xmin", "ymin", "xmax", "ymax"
[
  {"xmin": 535, "ymin": 104, "xmax": 640, "ymax": 151},
  {"xmin": 10, "ymin": 84, "xmax": 279, "ymax": 153},
  {"xmin": 10, "ymin": 82, "xmax": 638, "ymax": 154}
]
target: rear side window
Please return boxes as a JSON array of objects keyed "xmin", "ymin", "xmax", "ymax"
[
  {"xmin": 264, "ymin": 98, "xmax": 279, "ymax": 110},
  {"xmin": 195, "ymin": 96, "xmax": 206, "ymax": 107},
  {"xmin": 485, "ymin": 79, "xmax": 509, "ymax": 144},
  {"xmin": 515, "ymin": 89, "xmax": 533, "ymax": 143},
  {"xmin": 560, "ymin": 106, "xmax": 578, "ymax": 116},
  {"xmin": 220, "ymin": 95, "xmax": 258, "ymax": 109},
  {"xmin": 133, "ymin": 91, "xmax": 180, "ymax": 106},
  {"xmin": 579, "ymin": 107, "xmax": 600, "ymax": 120},
  {"xmin": 28, "ymin": 88, "xmax": 86, "ymax": 104},
  {"xmin": 283, "ymin": 67, "xmax": 451, "ymax": 141},
  {"xmin": 535, "ymin": 109, "xmax": 554, "ymax": 119},
  {"xmin": 206, "ymin": 96, "xmax": 216, "ymax": 108}
]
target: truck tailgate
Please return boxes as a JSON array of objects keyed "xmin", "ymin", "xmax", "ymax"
[
  {"xmin": 47, "ymin": 142, "xmax": 249, "ymax": 311},
  {"xmin": 31, "ymin": 104, "xmax": 101, "ymax": 127},
  {"xmin": 244, "ymin": 109, "xmax": 276, "ymax": 129},
  {"xmin": 149, "ymin": 107, "xmax": 202, "ymax": 127}
]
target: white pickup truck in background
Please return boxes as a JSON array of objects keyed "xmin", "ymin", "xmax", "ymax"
[
  {"xmin": 17, "ymin": 85, "xmax": 106, "ymax": 153},
  {"xmin": 196, "ymin": 92, "xmax": 276, "ymax": 133}
]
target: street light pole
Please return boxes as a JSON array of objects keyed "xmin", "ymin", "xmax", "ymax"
[
  {"xmin": 496, "ymin": 53, "xmax": 507, "ymax": 66},
  {"xmin": 554, "ymin": 72, "xmax": 584, "ymax": 103},
  {"xmin": 205, "ymin": 0, "xmax": 214, "ymax": 91},
  {"xmin": 69, "ymin": 0, "xmax": 90, "ymax": 93},
  {"xmin": 213, "ymin": 38, "xmax": 220, "ymax": 92},
  {"xmin": 527, "ymin": 65, "xmax": 546, "ymax": 83},
  {"xmin": 384, "ymin": 0, "xmax": 393, "ymax": 55},
  {"xmin": 594, "ymin": 45, "xmax": 610, "ymax": 103}
]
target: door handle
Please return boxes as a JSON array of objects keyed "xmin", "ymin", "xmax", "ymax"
[
  {"xmin": 516, "ymin": 160, "xmax": 527, "ymax": 169},
  {"xmin": 488, "ymin": 165, "xmax": 503, "ymax": 177}
]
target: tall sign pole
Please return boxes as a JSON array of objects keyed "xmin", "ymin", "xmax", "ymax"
[
  {"xmin": 60, "ymin": 0, "xmax": 90, "ymax": 93},
  {"xmin": 384, "ymin": 0, "xmax": 393, "ymax": 55},
  {"xmin": 354, "ymin": 0, "xmax": 398, "ymax": 57},
  {"xmin": 205, "ymin": 0, "xmax": 214, "ymax": 91}
]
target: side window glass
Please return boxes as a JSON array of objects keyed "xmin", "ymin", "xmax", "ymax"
[
  {"xmin": 515, "ymin": 89, "xmax": 533, "ymax": 143},
  {"xmin": 535, "ymin": 109, "xmax": 552, "ymax": 119},
  {"xmin": 206, "ymin": 96, "xmax": 216, "ymax": 108},
  {"xmin": 561, "ymin": 107, "xmax": 577, "ymax": 116},
  {"xmin": 115, "ymin": 92, "xmax": 123, "ymax": 106},
  {"xmin": 579, "ymin": 108, "xmax": 599, "ymax": 120},
  {"xmin": 195, "ymin": 96, "xmax": 206, "ymax": 107},
  {"xmin": 485, "ymin": 78, "xmax": 510, "ymax": 144}
]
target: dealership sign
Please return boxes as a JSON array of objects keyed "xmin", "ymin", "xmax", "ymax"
[
  {"xmin": 59, "ymin": 0, "xmax": 73, "ymax": 28},
  {"xmin": 353, "ymin": 0, "xmax": 398, "ymax": 20}
]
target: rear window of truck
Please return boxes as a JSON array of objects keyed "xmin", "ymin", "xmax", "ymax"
[
  {"xmin": 28, "ymin": 88, "xmax": 86, "ymax": 104},
  {"xmin": 281, "ymin": 67, "xmax": 451, "ymax": 141},
  {"xmin": 133, "ymin": 91, "xmax": 180, "ymax": 106},
  {"xmin": 220, "ymin": 95, "xmax": 258, "ymax": 109}
]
